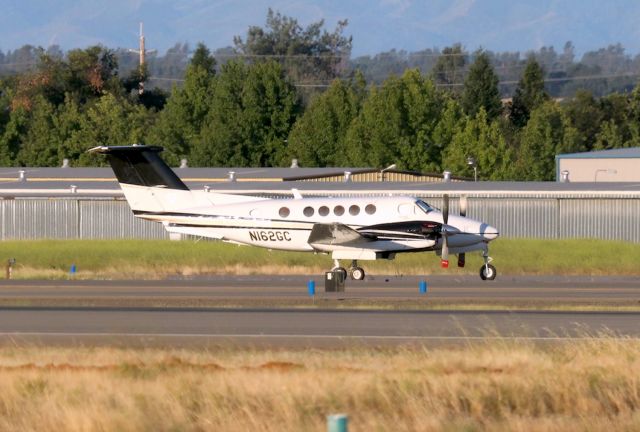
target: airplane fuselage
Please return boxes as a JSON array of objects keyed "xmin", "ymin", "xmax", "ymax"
[{"xmin": 134, "ymin": 191, "xmax": 497, "ymax": 259}]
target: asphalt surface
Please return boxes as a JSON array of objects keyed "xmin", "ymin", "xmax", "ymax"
[
  {"xmin": 0, "ymin": 275, "xmax": 639, "ymax": 300},
  {"xmin": 0, "ymin": 275, "xmax": 638, "ymax": 347}
]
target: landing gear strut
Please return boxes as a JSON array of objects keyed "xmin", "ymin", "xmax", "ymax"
[
  {"xmin": 480, "ymin": 249, "xmax": 497, "ymax": 281},
  {"xmin": 332, "ymin": 259, "xmax": 348, "ymax": 280}
]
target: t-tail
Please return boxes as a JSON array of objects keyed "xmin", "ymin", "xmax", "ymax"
[{"xmin": 89, "ymin": 145, "xmax": 264, "ymax": 214}]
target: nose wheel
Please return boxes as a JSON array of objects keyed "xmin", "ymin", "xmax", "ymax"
[{"xmin": 479, "ymin": 252, "xmax": 496, "ymax": 280}]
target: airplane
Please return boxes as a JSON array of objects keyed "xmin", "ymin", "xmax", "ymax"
[{"xmin": 90, "ymin": 145, "xmax": 500, "ymax": 281}]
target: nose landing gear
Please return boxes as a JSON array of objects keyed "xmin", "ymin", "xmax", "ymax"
[{"xmin": 480, "ymin": 250, "xmax": 497, "ymax": 280}]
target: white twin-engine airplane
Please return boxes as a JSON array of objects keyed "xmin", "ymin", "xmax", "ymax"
[{"xmin": 90, "ymin": 145, "xmax": 500, "ymax": 281}]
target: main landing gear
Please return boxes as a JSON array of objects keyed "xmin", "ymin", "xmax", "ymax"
[
  {"xmin": 480, "ymin": 250, "xmax": 497, "ymax": 281},
  {"xmin": 332, "ymin": 259, "xmax": 366, "ymax": 281}
]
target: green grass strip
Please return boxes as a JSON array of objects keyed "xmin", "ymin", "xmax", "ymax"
[{"xmin": 1, "ymin": 238, "xmax": 638, "ymax": 279}]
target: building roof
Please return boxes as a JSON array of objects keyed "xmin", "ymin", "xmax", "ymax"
[
  {"xmin": 0, "ymin": 166, "xmax": 460, "ymax": 182},
  {"xmin": 556, "ymin": 147, "xmax": 640, "ymax": 159},
  {"xmin": 1, "ymin": 178, "xmax": 639, "ymax": 199}
]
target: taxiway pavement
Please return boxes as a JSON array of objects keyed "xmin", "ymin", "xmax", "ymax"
[{"xmin": 0, "ymin": 275, "xmax": 638, "ymax": 347}]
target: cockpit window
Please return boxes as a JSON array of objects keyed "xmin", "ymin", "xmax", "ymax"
[{"xmin": 415, "ymin": 200, "xmax": 435, "ymax": 214}]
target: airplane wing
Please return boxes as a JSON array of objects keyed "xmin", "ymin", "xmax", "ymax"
[
  {"xmin": 308, "ymin": 222, "xmax": 436, "ymax": 260},
  {"xmin": 307, "ymin": 223, "xmax": 376, "ymax": 247}
]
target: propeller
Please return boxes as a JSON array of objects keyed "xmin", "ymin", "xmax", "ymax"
[
  {"xmin": 457, "ymin": 195, "xmax": 467, "ymax": 268},
  {"xmin": 441, "ymin": 194, "xmax": 449, "ymax": 268}
]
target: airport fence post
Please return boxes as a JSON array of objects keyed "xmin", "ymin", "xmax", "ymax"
[
  {"xmin": 327, "ymin": 414, "xmax": 348, "ymax": 432},
  {"xmin": 419, "ymin": 280, "xmax": 427, "ymax": 294},
  {"xmin": 6, "ymin": 258, "xmax": 15, "ymax": 280}
]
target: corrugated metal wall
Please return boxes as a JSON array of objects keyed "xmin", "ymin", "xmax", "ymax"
[
  {"xmin": 79, "ymin": 200, "xmax": 167, "ymax": 239},
  {"xmin": 1, "ymin": 199, "xmax": 79, "ymax": 239},
  {"xmin": 0, "ymin": 195, "xmax": 638, "ymax": 242},
  {"xmin": 560, "ymin": 199, "xmax": 640, "ymax": 242}
]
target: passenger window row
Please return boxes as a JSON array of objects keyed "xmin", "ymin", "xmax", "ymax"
[{"xmin": 279, "ymin": 204, "xmax": 376, "ymax": 218}]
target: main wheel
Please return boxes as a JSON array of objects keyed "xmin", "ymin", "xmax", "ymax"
[
  {"xmin": 479, "ymin": 264, "xmax": 497, "ymax": 281},
  {"xmin": 350, "ymin": 267, "xmax": 365, "ymax": 281}
]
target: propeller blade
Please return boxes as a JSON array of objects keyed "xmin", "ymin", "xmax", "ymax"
[
  {"xmin": 442, "ymin": 194, "xmax": 449, "ymax": 225},
  {"xmin": 457, "ymin": 253, "xmax": 466, "ymax": 268},
  {"xmin": 441, "ymin": 235, "xmax": 449, "ymax": 268},
  {"xmin": 459, "ymin": 195, "xmax": 467, "ymax": 217},
  {"xmin": 440, "ymin": 194, "xmax": 450, "ymax": 268}
]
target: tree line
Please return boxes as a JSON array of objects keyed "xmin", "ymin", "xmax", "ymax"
[{"xmin": 1, "ymin": 10, "xmax": 640, "ymax": 180}]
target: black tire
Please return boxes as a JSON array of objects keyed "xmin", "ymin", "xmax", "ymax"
[
  {"xmin": 351, "ymin": 267, "xmax": 365, "ymax": 281},
  {"xmin": 335, "ymin": 267, "xmax": 348, "ymax": 280},
  {"xmin": 479, "ymin": 264, "xmax": 497, "ymax": 281}
]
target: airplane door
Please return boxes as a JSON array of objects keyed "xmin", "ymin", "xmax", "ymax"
[{"xmin": 397, "ymin": 203, "xmax": 415, "ymax": 218}]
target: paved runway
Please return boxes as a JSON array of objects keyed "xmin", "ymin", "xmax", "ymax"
[
  {"xmin": 0, "ymin": 275, "xmax": 639, "ymax": 300},
  {"xmin": 0, "ymin": 275, "xmax": 637, "ymax": 347},
  {"xmin": 0, "ymin": 306, "xmax": 638, "ymax": 347}
]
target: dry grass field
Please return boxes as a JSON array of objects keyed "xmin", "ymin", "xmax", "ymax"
[{"xmin": 0, "ymin": 340, "xmax": 639, "ymax": 431}]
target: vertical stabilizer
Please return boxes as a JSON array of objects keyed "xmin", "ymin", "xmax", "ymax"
[
  {"xmin": 89, "ymin": 145, "xmax": 188, "ymax": 190},
  {"xmin": 89, "ymin": 145, "xmax": 191, "ymax": 213}
]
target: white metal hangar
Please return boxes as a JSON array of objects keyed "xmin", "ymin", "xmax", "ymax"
[{"xmin": 556, "ymin": 147, "xmax": 640, "ymax": 182}]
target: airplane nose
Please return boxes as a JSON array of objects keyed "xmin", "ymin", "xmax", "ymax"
[{"xmin": 482, "ymin": 224, "xmax": 499, "ymax": 241}]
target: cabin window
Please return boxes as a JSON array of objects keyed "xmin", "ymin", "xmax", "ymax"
[
  {"xmin": 319, "ymin": 206, "xmax": 330, "ymax": 216},
  {"xmin": 334, "ymin": 205, "xmax": 345, "ymax": 216},
  {"xmin": 279, "ymin": 207, "xmax": 290, "ymax": 218},
  {"xmin": 303, "ymin": 206, "xmax": 314, "ymax": 217},
  {"xmin": 349, "ymin": 205, "xmax": 360, "ymax": 216},
  {"xmin": 365, "ymin": 204, "xmax": 376, "ymax": 215}
]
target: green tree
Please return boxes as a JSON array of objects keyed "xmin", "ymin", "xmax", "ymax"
[
  {"xmin": 432, "ymin": 98, "xmax": 465, "ymax": 169},
  {"xmin": 193, "ymin": 60, "xmax": 301, "ymax": 167},
  {"xmin": 190, "ymin": 42, "xmax": 217, "ymax": 75},
  {"xmin": 0, "ymin": 106, "xmax": 28, "ymax": 165},
  {"xmin": 594, "ymin": 119, "xmax": 624, "ymax": 150},
  {"xmin": 515, "ymin": 101, "xmax": 581, "ymax": 180},
  {"xmin": 431, "ymin": 44, "xmax": 466, "ymax": 92},
  {"xmin": 66, "ymin": 93, "xmax": 155, "ymax": 166},
  {"xmin": 593, "ymin": 92, "xmax": 633, "ymax": 149},
  {"xmin": 286, "ymin": 72, "xmax": 366, "ymax": 167},
  {"xmin": 234, "ymin": 9, "xmax": 352, "ymax": 83},
  {"xmin": 442, "ymin": 109, "xmax": 514, "ymax": 180},
  {"xmin": 148, "ymin": 44, "xmax": 217, "ymax": 165},
  {"xmin": 509, "ymin": 57, "xmax": 549, "ymax": 127},
  {"xmin": 344, "ymin": 69, "xmax": 446, "ymax": 171},
  {"xmin": 563, "ymin": 90, "xmax": 604, "ymax": 151},
  {"xmin": 15, "ymin": 95, "xmax": 59, "ymax": 166},
  {"xmin": 461, "ymin": 51, "xmax": 503, "ymax": 120}
]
